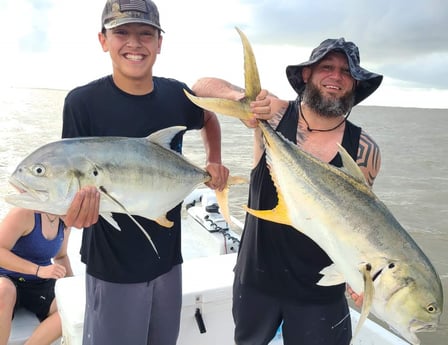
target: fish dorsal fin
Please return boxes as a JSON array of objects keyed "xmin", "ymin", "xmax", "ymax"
[
  {"xmin": 350, "ymin": 263, "xmax": 375, "ymax": 345},
  {"xmin": 147, "ymin": 126, "xmax": 187, "ymax": 149},
  {"xmin": 337, "ymin": 143, "xmax": 367, "ymax": 185}
]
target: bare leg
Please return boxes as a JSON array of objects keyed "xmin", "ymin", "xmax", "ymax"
[
  {"xmin": 25, "ymin": 299, "xmax": 61, "ymax": 345},
  {"xmin": 0, "ymin": 278, "xmax": 16, "ymax": 345}
]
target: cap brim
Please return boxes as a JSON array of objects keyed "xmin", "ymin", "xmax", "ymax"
[{"xmin": 104, "ymin": 17, "xmax": 164, "ymax": 32}]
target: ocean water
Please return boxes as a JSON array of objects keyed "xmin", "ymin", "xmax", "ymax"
[{"xmin": 0, "ymin": 87, "xmax": 447, "ymax": 344}]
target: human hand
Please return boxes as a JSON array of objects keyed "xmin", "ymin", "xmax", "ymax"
[
  {"xmin": 205, "ymin": 163, "xmax": 229, "ymax": 191},
  {"xmin": 63, "ymin": 186, "xmax": 100, "ymax": 228},
  {"xmin": 346, "ymin": 285, "xmax": 364, "ymax": 307},
  {"xmin": 37, "ymin": 263, "xmax": 66, "ymax": 280},
  {"xmin": 242, "ymin": 89, "xmax": 271, "ymax": 128}
]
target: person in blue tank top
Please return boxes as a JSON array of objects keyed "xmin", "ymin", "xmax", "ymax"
[
  {"xmin": 0, "ymin": 208, "xmax": 72, "ymax": 345},
  {"xmin": 192, "ymin": 38, "xmax": 383, "ymax": 345},
  {"xmin": 59, "ymin": 1, "xmax": 229, "ymax": 345}
]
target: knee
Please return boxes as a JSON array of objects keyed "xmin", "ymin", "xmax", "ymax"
[{"xmin": 0, "ymin": 278, "xmax": 17, "ymax": 309}]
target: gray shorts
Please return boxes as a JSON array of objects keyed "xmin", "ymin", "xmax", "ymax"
[{"xmin": 82, "ymin": 265, "xmax": 182, "ymax": 345}]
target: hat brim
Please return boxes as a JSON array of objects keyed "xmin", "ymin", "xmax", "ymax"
[{"xmin": 286, "ymin": 58, "xmax": 382, "ymax": 105}]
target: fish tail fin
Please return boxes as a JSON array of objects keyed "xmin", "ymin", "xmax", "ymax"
[
  {"xmin": 215, "ymin": 175, "xmax": 248, "ymax": 228},
  {"xmin": 235, "ymin": 27, "xmax": 261, "ymax": 101},
  {"xmin": 183, "ymin": 28, "xmax": 261, "ymax": 123},
  {"xmin": 183, "ymin": 89, "xmax": 252, "ymax": 121}
]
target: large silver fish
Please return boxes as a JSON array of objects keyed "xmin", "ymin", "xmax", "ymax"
[
  {"xmin": 183, "ymin": 28, "xmax": 443, "ymax": 344},
  {"xmin": 5, "ymin": 126, "xmax": 240, "ymax": 257}
]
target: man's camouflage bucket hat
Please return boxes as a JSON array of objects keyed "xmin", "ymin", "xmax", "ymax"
[{"xmin": 286, "ymin": 38, "xmax": 383, "ymax": 105}]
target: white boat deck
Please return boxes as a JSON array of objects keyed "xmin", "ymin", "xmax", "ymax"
[{"xmin": 8, "ymin": 199, "xmax": 410, "ymax": 345}]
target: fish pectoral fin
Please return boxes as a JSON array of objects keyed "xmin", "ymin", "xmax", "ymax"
[
  {"xmin": 350, "ymin": 263, "xmax": 375, "ymax": 345},
  {"xmin": 100, "ymin": 213, "xmax": 121, "ymax": 231},
  {"xmin": 155, "ymin": 216, "xmax": 174, "ymax": 228},
  {"xmin": 183, "ymin": 89, "xmax": 252, "ymax": 121},
  {"xmin": 98, "ymin": 186, "xmax": 160, "ymax": 258},
  {"xmin": 317, "ymin": 264, "xmax": 346, "ymax": 286}
]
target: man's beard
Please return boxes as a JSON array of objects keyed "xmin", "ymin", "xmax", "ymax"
[{"xmin": 302, "ymin": 81, "xmax": 355, "ymax": 118}]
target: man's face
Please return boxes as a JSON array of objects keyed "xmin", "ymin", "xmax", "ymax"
[{"xmin": 302, "ymin": 51, "xmax": 356, "ymax": 117}]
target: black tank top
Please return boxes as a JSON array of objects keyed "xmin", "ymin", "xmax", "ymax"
[{"xmin": 235, "ymin": 100, "xmax": 361, "ymax": 304}]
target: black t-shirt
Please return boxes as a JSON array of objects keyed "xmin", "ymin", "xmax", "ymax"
[
  {"xmin": 62, "ymin": 76, "xmax": 204, "ymax": 283},
  {"xmin": 235, "ymin": 100, "xmax": 362, "ymax": 304}
]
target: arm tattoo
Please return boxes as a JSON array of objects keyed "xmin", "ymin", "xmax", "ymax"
[{"xmin": 357, "ymin": 131, "xmax": 381, "ymax": 186}]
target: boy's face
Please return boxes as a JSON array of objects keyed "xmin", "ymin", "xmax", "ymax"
[{"xmin": 99, "ymin": 23, "xmax": 162, "ymax": 85}]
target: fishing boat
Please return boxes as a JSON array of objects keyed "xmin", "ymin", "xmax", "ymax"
[{"xmin": 8, "ymin": 189, "xmax": 409, "ymax": 345}]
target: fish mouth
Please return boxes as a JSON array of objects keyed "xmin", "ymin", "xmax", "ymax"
[
  {"xmin": 7, "ymin": 176, "xmax": 49, "ymax": 202},
  {"xmin": 410, "ymin": 320, "xmax": 438, "ymax": 333}
]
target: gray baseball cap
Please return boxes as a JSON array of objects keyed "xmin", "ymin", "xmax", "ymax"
[
  {"xmin": 286, "ymin": 38, "xmax": 382, "ymax": 105},
  {"xmin": 101, "ymin": 0, "xmax": 164, "ymax": 32}
]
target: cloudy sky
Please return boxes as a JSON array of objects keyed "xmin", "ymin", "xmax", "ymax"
[{"xmin": 1, "ymin": 0, "xmax": 447, "ymax": 108}]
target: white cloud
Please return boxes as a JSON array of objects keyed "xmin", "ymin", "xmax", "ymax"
[{"xmin": 1, "ymin": 0, "xmax": 447, "ymax": 108}]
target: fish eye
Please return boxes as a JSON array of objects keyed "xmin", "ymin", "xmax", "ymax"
[
  {"xmin": 32, "ymin": 164, "xmax": 46, "ymax": 176},
  {"xmin": 426, "ymin": 303, "xmax": 438, "ymax": 313}
]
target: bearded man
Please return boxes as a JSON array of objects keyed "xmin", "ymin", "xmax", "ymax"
[{"xmin": 192, "ymin": 37, "xmax": 383, "ymax": 345}]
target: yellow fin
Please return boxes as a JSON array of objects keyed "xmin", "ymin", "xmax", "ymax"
[
  {"xmin": 183, "ymin": 90, "xmax": 252, "ymax": 121},
  {"xmin": 155, "ymin": 216, "xmax": 174, "ymax": 228},
  {"xmin": 215, "ymin": 175, "xmax": 248, "ymax": 228},
  {"xmin": 183, "ymin": 28, "xmax": 262, "ymax": 123},
  {"xmin": 215, "ymin": 188, "xmax": 230, "ymax": 225},
  {"xmin": 244, "ymin": 190, "xmax": 292, "ymax": 227},
  {"xmin": 235, "ymin": 27, "xmax": 261, "ymax": 101}
]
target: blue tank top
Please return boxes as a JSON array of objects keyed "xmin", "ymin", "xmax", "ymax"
[{"xmin": 0, "ymin": 213, "xmax": 65, "ymax": 281}]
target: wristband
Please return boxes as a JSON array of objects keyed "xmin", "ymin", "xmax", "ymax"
[{"xmin": 36, "ymin": 265, "xmax": 40, "ymax": 277}]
